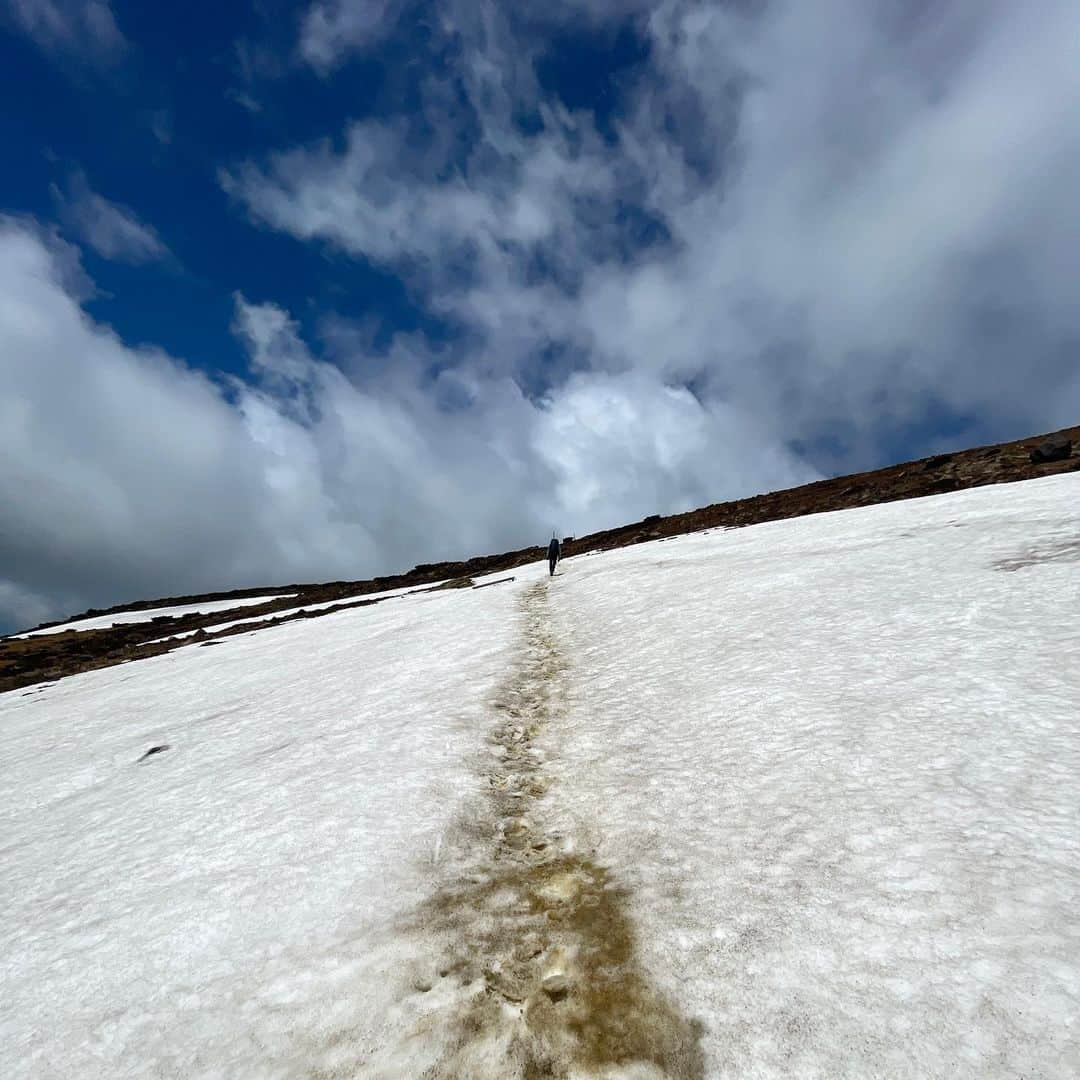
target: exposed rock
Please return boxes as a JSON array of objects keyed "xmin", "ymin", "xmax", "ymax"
[
  {"xmin": 541, "ymin": 972, "xmax": 570, "ymax": 1000},
  {"xmin": 473, "ymin": 576, "xmax": 515, "ymax": 590},
  {"xmin": 1030, "ymin": 434, "xmax": 1072, "ymax": 464},
  {"xmin": 922, "ymin": 452, "xmax": 955, "ymax": 470},
  {"xmin": 431, "ymin": 576, "xmax": 475, "ymax": 590},
  {"xmin": 138, "ymin": 744, "xmax": 170, "ymax": 762}
]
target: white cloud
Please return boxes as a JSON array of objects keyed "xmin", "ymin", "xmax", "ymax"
[
  {"xmin": 12, "ymin": 0, "xmax": 1080, "ymax": 628},
  {"xmin": 297, "ymin": 0, "xmax": 656, "ymax": 73},
  {"xmin": 222, "ymin": 116, "xmax": 618, "ymax": 278},
  {"xmin": 227, "ymin": 87, "xmax": 263, "ymax": 114},
  {"xmin": 613, "ymin": 0, "xmax": 1080, "ymax": 442},
  {"xmin": 532, "ymin": 372, "xmax": 814, "ymax": 522},
  {"xmin": 53, "ymin": 172, "xmax": 169, "ymax": 264},
  {"xmin": 232, "ymin": 0, "xmax": 1080, "ymax": 473},
  {"xmin": 2, "ymin": 0, "xmax": 125, "ymax": 63},
  {"xmin": 0, "ymin": 219, "xmax": 813, "ymax": 632},
  {"xmin": 299, "ymin": 0, "xmax": 397, "ymax": 71}
]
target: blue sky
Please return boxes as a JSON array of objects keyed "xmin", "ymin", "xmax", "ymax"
[
  {"xmin": 2, "ymin": 0, "xmax": 1079, "ymax": 632},
  {"xmin": 1, "ymin": 0, "xmax": 444, "ymax": 374}
]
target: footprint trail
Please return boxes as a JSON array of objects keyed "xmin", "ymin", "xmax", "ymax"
[{"xmin": 407, "ymin": 581, "xmax": 705, "ymax": 1078}]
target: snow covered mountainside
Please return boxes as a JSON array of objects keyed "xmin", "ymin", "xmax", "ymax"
[
  {"xmin": 3, "ymin": 473, "xmax": 1079, "ymax": 1077},
  {"xmin": 11, "ymin": 595, "xmax": 298, "ymax": 638}
]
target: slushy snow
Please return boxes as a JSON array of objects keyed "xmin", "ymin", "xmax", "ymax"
[{"xmin": 2, "ymin": 473, "xmax": 1078, "ymax": 1077}]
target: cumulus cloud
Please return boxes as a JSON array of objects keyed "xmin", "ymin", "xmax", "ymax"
[
  {"xmin": 230, "ymin": 0, "xmax": 1080, "ymax": 474},
  {"xmin": 2, "ymin": 0, "xmax": 126, "ymax": 64},
  {"xmin": 10, "ymin": 0, "xmax": 1080, "ymax": 629},
  {"xmin": 532, "ymin": 372, "xmax": 812, "ymax": 520},
  {"xmin": 0, "ymin": 222, "xmax": 276, "ymax": 627},
  {"xmin": 53, "ymin": 172, "xmax": 169, "ymax": 263},
  {"xmin": 0, "ymin": 219, "xmax": 810, "ymax": 632}
]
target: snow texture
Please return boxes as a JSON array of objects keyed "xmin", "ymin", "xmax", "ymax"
[
  {"xmin": 2, "ymin": 584, "xmax": 517, "ymax": 1077},
  {"xmin": 545, "ymin": 472, "xmax": 1080, "ymax": 1077},
  {"xmin": 2, "ymin": 472, "xmax": 1079, "ymax": 1077},
  {"xmin": 11, "ymin": 595, "xmax": 297, "ymax": 638},
  {"xmin": 141, "ymin": 582, "xmax": 445, "ymax": 645}
]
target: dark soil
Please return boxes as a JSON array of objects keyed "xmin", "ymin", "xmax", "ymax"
[{"xmin": 3, "ymin": 422, "xmax": 1076, "ymax": 695}]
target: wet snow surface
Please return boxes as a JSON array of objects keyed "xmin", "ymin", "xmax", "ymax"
[{"xmin": 3, "ymin": 473, "xmax": 1079, "ymax": 1077}]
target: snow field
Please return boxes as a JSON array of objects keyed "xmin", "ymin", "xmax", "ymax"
[
  {"xmin": 0, "ymin": 585, "xmax": 518, "ymax": 1077},
  {"xmin": 143, "ymin": 570, "xmax": 521, "ymax": 647},
  {"xmin": 2, "ymin": 472, "xmax": 1079, "ymax": 1077},
  {"xmin": 11, "ymin": 594, "xmax": 297, "ymax": 638},
  {"xmin": 141, "ymin": 580, "xmax": 449, "ymax": 645},
  {"xmin": 545, "ymin": 473, "xmax": 1080, "ymax": 1077}
]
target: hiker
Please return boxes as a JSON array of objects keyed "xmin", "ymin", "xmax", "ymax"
[{"xmin": 548, "ymin": 533, "xmax": 561, "ymax": 577}]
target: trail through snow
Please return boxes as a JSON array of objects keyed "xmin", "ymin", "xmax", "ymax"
[
  {"xmin": 389, "ymin": 580, "xmax": 704, "ymax": 1077},
  {"xmin": 3, "ymin": 473, "xmax": 1080, "ymax": 1077}
]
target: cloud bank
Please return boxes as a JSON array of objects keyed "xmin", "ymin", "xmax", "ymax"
[
  {"xmin": 1, "ymin": 219, "xmax": 805, "ymax": 631},
  {"xmin": 4, "ymin": 0, "xmax": 1080, "ymax": 631},
  {"xmin": 230, "ymin": 0, "xmax": 1080, "ymax": 466}
]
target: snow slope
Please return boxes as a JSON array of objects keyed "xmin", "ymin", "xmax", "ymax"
[
  {"xmin": 12, "ymin": 594, "xmax": 297, "ymax": 637},
  {"xmin": 141, "ymin": 581, "xmax": 448, "ymax": 645},
  {"xmin": 1, "ymin": 586, "xmax": 517, "ymax": 1077},
  {"xmin": 545, "ymin": 472, "xmax": 1080, "ymax": 1077},
  {"xmin": 2, "ymin": 472, "xmax": 1078, "ymax": 1077}
]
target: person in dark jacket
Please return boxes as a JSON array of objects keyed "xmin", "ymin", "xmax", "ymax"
[{"xmin": 547, "ymin": 534, "xmax": 561, "ymax": 577}]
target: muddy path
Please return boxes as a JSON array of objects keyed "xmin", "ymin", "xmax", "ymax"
[{"xmin": 405, "ymin": 580, "xmax": 704, "ymax": 1079}]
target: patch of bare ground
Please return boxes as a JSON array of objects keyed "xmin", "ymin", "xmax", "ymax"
[{"xmin": 403, "ymin": 582, "xmax": 704, "ymax": 1078}]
